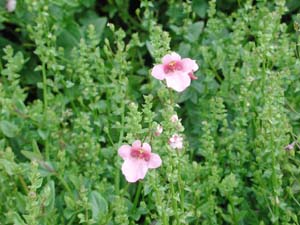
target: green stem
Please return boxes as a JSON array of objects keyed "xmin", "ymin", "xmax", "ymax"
[
  {"xmin": 56, "ymin": 174, "xmax": 72, "ymax": 193},
  {"xmin": 115, "ymin": 80, "xmax": 127, "ymax": 195},
  {"xmin": 42, "ymin": 62, "xmax": 48, "ymax": 109},
  {"xmin": 115, "ymin": 169, "xmax": 120, "ymax": 195},
  {"xmin": 66, "ymin": 209, "xmax": 84, "ymax": 225},
  {"xmin": 18, "ymin": 175, "xmax": 29, "ymax": 194},
  {"xmin": 170, "ymin": 180, "xmax": 179, "ymax": 224},
  {"xmin": 176, "ymin": 151, "xmax": 185, "ymax": 211},
  {"xmin": 290, "ymin": 192, "xmax": 300, "ymax": 207},
  {"xmin": 168, "ymin": 88, "xmax": 174, "ymax": 105},
  {"xmin": 162, "ymin": 212, "xmax": 168, "ymax": 225},
  {"xmin": 132, "ymin": 181, "xmax": 143, "ymax": 213},
  {"xmin": 85, "ymin": 206, "xmax": 89, "ymax": 225},
  {"xmin": 42, "ymin": 62, "xmax": 49, "ymax": 160},
  {"xmin": 229, "ymin": 198, "xmax": 238, "ymax": 224},
  {"xmin": 269, "ymin": 123, "xmax": 279, "ymax": 225}
]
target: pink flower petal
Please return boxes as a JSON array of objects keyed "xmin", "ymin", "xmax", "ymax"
[
  {"xmin": 155, "ymin": 125, "xmax": 163, "ymax": 136},
  {"xmin": 165, "ymin": 71, "xmax": 191, "ymax": 92},
  {"xmin": 162, "ymin": 52, "xmax": 181, "ymax": 64},
  {"xmin": 169, "ymin": 134, "xmax": 184, "ymax": 149},
  {"xmin": 151, "ymin": 64, "xmax": 166, "ymax": 80},
  {"xmin": 121, "ymin": 158, "xmax": 148, "ymax": 183},
  {"xmin": 148, "ymin": 153, "xmax": 162, "ymax": 169},
  {"xmin": 132, "ymin": 140, "xmax": 142, "ymax": 149},
  {"xmin": 142, "ymin": 142, "xmax": 151, "ymax": 153},
  {"xmin": 181, "ymin": 58, "xmax": 199, "ymax": 72},
  {"xmin": 118, "ymin": 145, "xmax": 131, "ymax": 160}
]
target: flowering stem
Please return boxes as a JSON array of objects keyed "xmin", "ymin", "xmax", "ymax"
[
  {"xmin": 176, "ymin": 151, "xmax": 185, "ymax": 211},
  {"xmin": 42, "ymin": 62, "xmax": 48, "ymax": 110},
  {"xmin": 168, "ymin": 88, "xmax": 174, "ymax": 105},
  {"xmin": 162, "ymin": 214, "xmax": 168, "ymax": 225},
  {"xmin": 115, "ymin": 79, "xmax": 127, "ymax": 195},
  {"xmin": 115, "ymin": 169, "xmax": 120, "ymax": 195},
  {"xmin": 42, "ymin": 62, "xmax": 49, "ymax": 161},
  {"xmin": 132, "ymin": 181, "xmax": 143, "ymax": 213},
  {"xmin": 170, "ymin": 179, "xmax": 179, "ymax": 224},
  {"xmin": 229, "ymin": 197, "xmax": 237, "ymax": 224},
  {"xmin": 18, "ymin": 175, "xmax": 29, "ymax": 194},
  {"xmin": 56, "ymin": 174, "xmax": 72, "ymax": 193}
]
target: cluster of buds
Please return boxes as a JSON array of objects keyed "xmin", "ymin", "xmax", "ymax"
[
  {"xmin": 168, "ymin": 114, "xmax": 183, "ymax": 150},
  {"xmin": 154, "ymin": 114, "xmax": 184, "ymax": 150}
]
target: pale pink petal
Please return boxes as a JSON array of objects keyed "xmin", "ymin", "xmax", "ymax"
[
  {"xmin": 154, "ymin": 125, "xmax": 163, "ymax": 136},
  {"xmin": 118, "ymin": 145, "xmax": 131, "ymax": 160},
  {"xmin": 181, "ymin": 58, "xmax": 199, "ymax": 72},
  {"xmin": 162, "ymin": 52, "xmax": 181, "ymax": 64},
  {"xmin": 132, "ymin": 140, "xmax": 142, "ymax": 149},
  {"xmin": 142, "ymin": 142, "xmax": 152, "ymax": 153},
  {"xmin": 169, "ymin": 134, "xmax": 184, "ymax": 149},
  {"xmin": 121, "ymin": 158, "xmax": 148, "ymax": 183},
  {"xmin": 176, "ymin": 141, "xmax": 183, "ymax": 149},
  {"xmin": 6, "ymin": 0, "xmax": 16, "ymax": 12},
  {"xmin": 151, "ymin": 64, "xmax": 166, "ymax": 80},
  {"xmin": 148, "ymin": 153, "xmax": 162, "ymax": 169},
  {"xmin": 170, "ymin": 114, "xmax": 179, "ymax": 123},
  {"xmin": 165, "ymin": 71, "xmax": 191, "ymax": 92}
]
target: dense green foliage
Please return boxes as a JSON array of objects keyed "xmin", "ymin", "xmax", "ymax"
[{"xmin": 1, "ymin": 0, "xmax": 300, "ymax": 224}]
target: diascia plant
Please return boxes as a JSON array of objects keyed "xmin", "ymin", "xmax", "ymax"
[{"xmin": 1, "ymin": 0, "xmax": 300, "ymax": 224}]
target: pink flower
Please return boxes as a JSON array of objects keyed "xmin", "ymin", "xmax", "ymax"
[
  {"xmin": 118, "ymin": 140, "xmax": 162, "ymax": 183},
  {"xmin": 154, "ymin": 125, "xmax": 163, "ymax": 136},
  {"xmin": 284, "ymin": 142, "xmax": 296, "ymax": 151},
  {"xmin": 151, "ymin": 52, "xmax": 198, "ymax": 92},
  {"xmin": 168, "ymin": 134, "xmax": 183, "ymax": 149},
  {"xmin": 6, "ymin": 0, "xmax": 16, "ymax": 12},
  {"xmin": 170, "ymin": 114, "xmax": 179, "ymax": 123}
]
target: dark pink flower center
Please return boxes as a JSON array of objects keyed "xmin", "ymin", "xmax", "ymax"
[
  {"xmin": 164, "ymin": 61, "xmax": 183, "ymax": 74},
  {"xmin": 130, "ymin": 148, "xmax": 151, "ymax": 161}
]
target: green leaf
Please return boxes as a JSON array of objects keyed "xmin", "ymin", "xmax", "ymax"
[
  {"xmin": 192, "ymin": 0, "xmax": 209, "ymax": 18},
  {"xmin": 0, "ymin": 139, "xmax": 5, "ymax": 149},
  {"xmin": 0, "ymin": 120, "xmax": 19, "ymax": 138},
  {"xmin": 38, "ymin": 129, "xmax": 49, "ymax": 140},
  {"xmin": 80, "ymin": 0, "xmax": 96, "ymax": 7},
  {"xmin": 185, "ymin": 21, "xmax": 204, "ymax": 43},
  {"xmin": 43, "ymin": 181, "xmax": 55, "ymax": 210},
  {"xmin": 0, "ymin": 159, "xmax": 17, "ymax": 175},
  {"xmin": 79, "ymin": 11, "xmax": 107, "ymax": 40},
  {"xmin": 89, "ymin": 191, "xmax": 108, "ymax": 222},
  {"xmin": 11, "ymin": 212, "xmax": 26, "ymax": 225},
  {"xmin": 178, "ymin": 43, "xmax": 191, "ymax": 57},
  {"xmin": 57, "ymin": 22, "xmax": 82, "ymax": 52},
  {"xmin": 21, "ymin": 150, "xmax": 43, "ymax": 161}
]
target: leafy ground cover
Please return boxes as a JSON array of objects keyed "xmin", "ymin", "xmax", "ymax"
[{"xmin": 1, "ymin": 0, "xmax": 300, "ymax": 224}]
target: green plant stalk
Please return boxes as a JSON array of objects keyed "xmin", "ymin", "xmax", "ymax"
[
  {"xmin": 132, "ymin": 181, "xmax": 143, "ymax": 213},
  {"xmin": 168, "ymin": 88, "xmax": 174, "ymax": 105},
  {"xmin": 18, "ymin": 175, "xmax": 29, "ymax": 194},
  {"xmin": 66, "ymin": 209, "xmax": 84, "ymax": 225},
  {"xmin": 42, "ymin": 62, "xmax": 48, "ymax": 109},
  {"xmin": 42, "ymin": 62, "xmax": 49, "ymax": 160},
  {"xmin": 115, "ymin": 169, "xmax": 120, "ymax": 196},
  {"xmin": 290, "ymin": 192, "xmax": 300, "ymax": 208},
  {"xmin": 170, "ymin": 179, "xmax": 179, "ymax": 224},
  {"xmin": 270, "ymin": 132, "xmax": 279, "ymax": 225},
  {"xmin": 115, "ymin": 79, "xmax": 127, "ymax": 195},
  {"xmin": 106, "ymin": 83, "xmax": 119, "ymax": 194},
  {"xmin": 176, "ymin": 151, "xmax": 185, "ymax": 211},
  {"xmin": 56, "ymin": 174, "xmax": 72, "ymax": 193},
  {"xmin": 163, "ymin": 212, "xmax": 168, "ymax": 225},
  {"xmin": 229, "ymin": 197, "xmax": 238, "ymax": 224}
]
